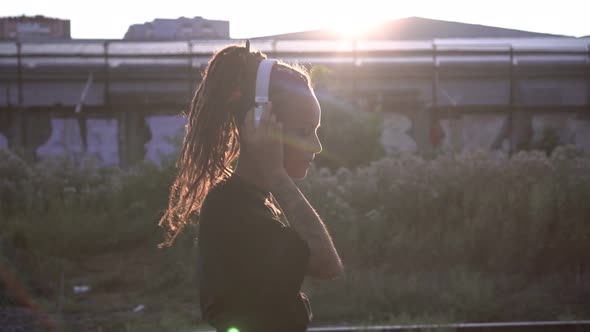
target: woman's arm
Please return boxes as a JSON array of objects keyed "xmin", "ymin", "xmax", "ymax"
[
  {"xmin": 268, "ymin": 171, "xmax": 343, "ymax": 280},
  {"xmin": 239, "ymin": 104, "xmax": 343, "ymax": 280}
]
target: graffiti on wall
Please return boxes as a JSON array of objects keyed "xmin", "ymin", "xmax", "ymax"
[
  {"xmin": 144, "ymin": 115, "xmax": 186, "ymax": 166},
  {"xmin": 1, "ymin": 111, "xmax": 588, "ymax": 165},
  {"xmin": 380, "ymin": 113, "xmax": 418, "ymax": 153},
  {"xmin": 380, "ymin": 111, "xmax": 590, "ymax": 155},
  {"xmin": 0, "ymin": 114, "xmax": 187, "ymax": 166}
]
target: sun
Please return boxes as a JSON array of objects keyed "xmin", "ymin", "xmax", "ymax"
[
  {"xmin": 324, "ymin": 8, "xmax": 390, "ymax": 40},
  {"xmin": 331, "ymin": 22, "xmax": 377, "ymax": 39}
]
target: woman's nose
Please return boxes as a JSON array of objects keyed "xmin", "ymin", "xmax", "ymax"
[{"xmin": 311, "ymin": 135, "xmax": 322, "ymax": 154}]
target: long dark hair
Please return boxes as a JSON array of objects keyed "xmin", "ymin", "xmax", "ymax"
[{"xmin": 159, "ymin": 43, "xmax": 311, "ymax": 246}]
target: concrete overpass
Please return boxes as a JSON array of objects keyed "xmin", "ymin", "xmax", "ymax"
[{"xmin": 0, "ymin": 38, "xmax": 589, "ymax": 165}]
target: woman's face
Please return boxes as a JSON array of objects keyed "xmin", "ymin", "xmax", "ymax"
[{"xmin": 279, "ymin": 88, "xmax": 322, "ymax": 179}]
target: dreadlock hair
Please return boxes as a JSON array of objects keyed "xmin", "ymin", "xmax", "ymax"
[{"xmin": 158, "ymin": 43, "xmax": 312, "ymax": 247}]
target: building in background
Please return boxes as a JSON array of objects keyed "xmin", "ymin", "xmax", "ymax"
[
  {"xmin": 254, "ymin": 16, "xmax": 566, "ymax": 39},
  {"xmin": 0, "ymin": 15, "xmax": 71, "ymax": 40},
  {"xmin": 124, "ymin": 16, "xmax": 229, "ymax": 40}
]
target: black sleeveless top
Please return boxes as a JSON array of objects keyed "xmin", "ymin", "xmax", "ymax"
[{"xmin": 198, "ymin": 175, "xmax": 312, "ymax": 332}]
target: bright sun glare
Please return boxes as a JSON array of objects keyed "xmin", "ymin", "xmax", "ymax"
[
  {"xmin": 331, "ymin": 20, "xmax": 379, "ymax": 39},
  {"xmin": 318, "ymin": 4, "xmax": 395, "ymax": 39}
]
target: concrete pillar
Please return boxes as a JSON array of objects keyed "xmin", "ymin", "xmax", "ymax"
[{"xmin": 118, "ymin": 109, "xmax": 151, "ymax": 167}]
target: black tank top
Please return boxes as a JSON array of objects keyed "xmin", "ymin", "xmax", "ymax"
[{"xmin": 198, "ymin": 175, "xmax": 312, "ymax": 332}]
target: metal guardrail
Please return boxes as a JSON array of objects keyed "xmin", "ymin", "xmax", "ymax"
[
  {"xmin": 307, "ymin": 321, "xmax": 590, "ymax": 331},
  {"xmin": 191, "ymin": 321, "xmax": 590, "ymax": 332},
  {"xmin": 2, "ymin": 39, "xmax": 589, "ymax": 110}
]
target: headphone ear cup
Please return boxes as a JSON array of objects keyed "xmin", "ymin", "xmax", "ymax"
[
  {"xmin": 254, "ymin": 104, "xmax": 265, "ymax": 128},
  {"xmin": 255, "ymin": 60, "xmax": 277, "ymax": 103},
  {"xmin": 254, "ymin": 59, "xmax": 278, "ymax": 127}
]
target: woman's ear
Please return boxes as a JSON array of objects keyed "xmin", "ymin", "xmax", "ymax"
[{"xmin": 234, "ymin": 101, "xmax": 253, "ymax": 126}]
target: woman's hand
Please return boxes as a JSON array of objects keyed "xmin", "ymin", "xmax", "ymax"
[
  {"xmin": 240, "ymin": 104, "xmax": 343, "ymax": 280},
  {"xmin": 240, "ymin": 102, "xmax": 287, "ymax": 181}
]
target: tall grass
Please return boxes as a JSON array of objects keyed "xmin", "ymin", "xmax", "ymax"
[
  {"xmin": 298, "ymin": 146, "xmax": 590, "ymax": 322},
  {"xmin": 2, "ymin": 136, "xmax": 590, "ymax": 327},
  {"xmin": 0, "ymin": 150, "xmax": 176, "ymax": 258}
]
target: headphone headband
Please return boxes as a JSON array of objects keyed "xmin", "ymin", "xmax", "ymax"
[{"xmin": 254, "ymin": 59, "xmax": 278, "ymax": 104}]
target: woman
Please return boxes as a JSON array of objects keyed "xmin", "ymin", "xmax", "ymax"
[{"xmin": 159, "ymin": 42, "xmax": 343, "ymax": 332}]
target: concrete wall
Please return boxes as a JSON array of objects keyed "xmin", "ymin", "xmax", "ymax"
[
  {"xmin": 33, "ymin": 110, "xmax": 583, "ymax": 166},
  {"xmin": 144, "ymin": 115, "xmax": 186, "ymax": 165},
  {"xmin": 0, "ymin": 112, "xmax": 187, "ymax": 167},
  {"xmin": 0, "ymin": 131, "xmax": 7, "ymax": 149},
  {"xmin": 1, "ymin": 109, "xmax": 589, "ymax": 167},
  {"xmin": 380, "ymin": 111, "xmax": 590, "ymax": 155},
  {"xmin": 36, "ymin": 117, "xmax": 120, "ymax": 165}
]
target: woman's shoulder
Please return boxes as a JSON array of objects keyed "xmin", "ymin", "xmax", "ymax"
[
  {"xmin": 204, "ymin": 175, "xmax": 269, "ymax": 208},
  {"xmin": 200, "ymin": 178, "xmax": 236, "ymax": 220},
  {"xmin": 200, "ymin": 175, "xmax": 284, "ymax": 230}
]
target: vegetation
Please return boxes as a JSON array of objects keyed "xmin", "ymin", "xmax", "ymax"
[
  {"xmin": 298, "ymin": 145, "xmax": 590, "ymax": 324},
  {"xmin": 1, "ymin": 101, "xmax": 589, "ymax": 330}
]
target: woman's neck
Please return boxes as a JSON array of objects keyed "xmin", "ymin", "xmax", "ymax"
[{"xmin": 233, "ymin": 155, "xmax": 270, "ymax": 192}]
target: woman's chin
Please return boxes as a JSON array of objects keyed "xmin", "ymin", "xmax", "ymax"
[{"xmin": 286, "ymin": 167, "xmax": 308, "ymax": 180}]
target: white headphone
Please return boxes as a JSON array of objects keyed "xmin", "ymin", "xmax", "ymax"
[{"xmin": 253, "ymin": 59, "xmax": 278, "ymax": 127}]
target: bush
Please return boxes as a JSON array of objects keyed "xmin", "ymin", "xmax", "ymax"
[
  {"xmin": 298, "ymin": 146, "xmax": 590, "ymax": 321},
  {"xmin": 0, "ymin": 149, "xmax": 173, "ymax": 258},
  {"xmin": 302, "ymin": 147, "xmax": 590, "ymax": 274},
  {"xmin": 2, "ymin": 143, "xmax": 590, "ymax": 326},
  {"xmin": 314, "ymin": 95, "xmax": 385, "ymax": 170},
  {"xmin": 0, "ymin": 149, "xmax": 35, "ymax": 216}
]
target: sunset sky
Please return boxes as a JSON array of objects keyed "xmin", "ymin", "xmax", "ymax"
[{"xmin": 4, "ymin": 0, "xmax": 590, "ymax": 39}]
